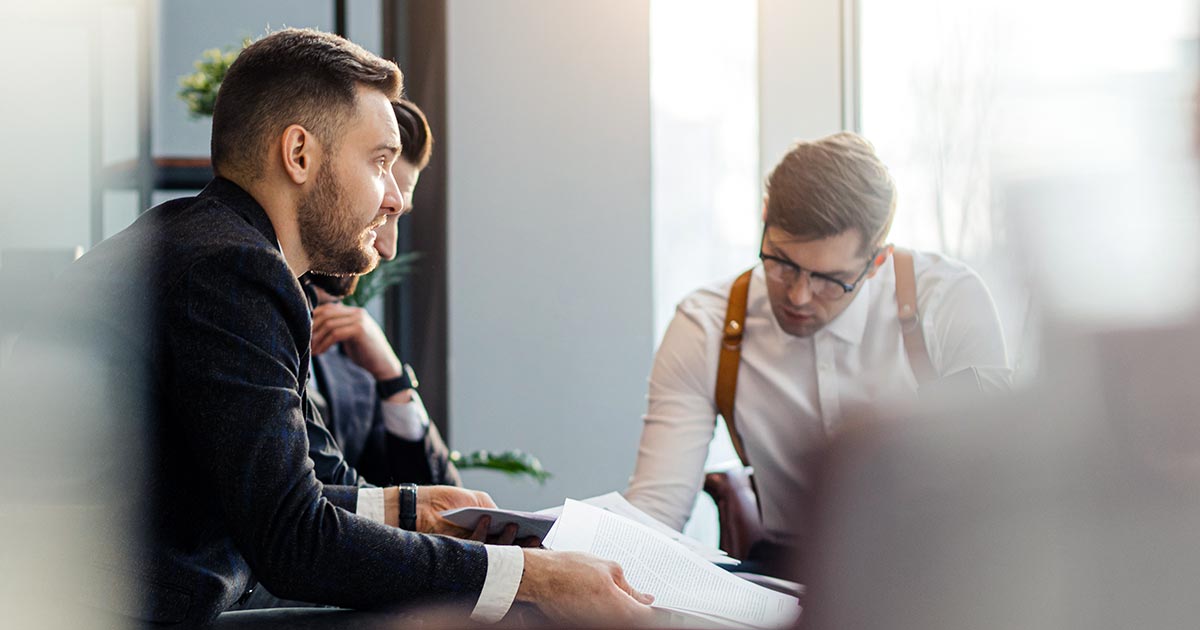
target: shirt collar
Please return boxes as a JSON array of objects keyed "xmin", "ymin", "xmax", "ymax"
[{"xmin": 822, "ymin": 277, "xmax": 871, "ymax": 345}]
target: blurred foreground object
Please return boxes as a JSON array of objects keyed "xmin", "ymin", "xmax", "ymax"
[{"xmin": 802, "ymin": 323, "xmax": 1200, "ymax": 630}]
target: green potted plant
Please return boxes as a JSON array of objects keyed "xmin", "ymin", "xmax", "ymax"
[
  {"xmin": 340, "ymin": 252, "xmax": 421, "ymax": 308},
  {"xmin": 451, "ymin": 449, "xmax": 552, "ymax": 484},
  {"xmin": 178, "ymin": 42, "xmax": 245, "ymax": 119}
]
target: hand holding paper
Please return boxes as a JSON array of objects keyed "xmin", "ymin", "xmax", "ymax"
[
  {"xmin": 516, "ymin": 548, "xmax": 657, "ymax": 626},
  {"xmin": 440, "ymin": 506, "xmax": 557, "ymax": 540},
  {"xmin": 416, "ymin": 485, "xmax": 497, "ymax": 537},
  {"xmin": 544, "ymin": 500, "xmax": 800, "ymax": 628}
]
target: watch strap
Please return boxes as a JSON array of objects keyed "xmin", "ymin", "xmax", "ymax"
[
  {"xmin": 398, "ymin": 483, "xmax": 418, "ymax": 531},
  {"xmin": 377, "ymin": 364, "xmax": 419, "ymax": 399}
]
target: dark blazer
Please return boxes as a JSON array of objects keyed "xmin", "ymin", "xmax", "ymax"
[
  {"xmin": 12, "ymin": 179, "xmax": 488, "ymax": 625},
  {"xmin": 306, "ymin": 341, "xmax": 462, "ymax": 488}
]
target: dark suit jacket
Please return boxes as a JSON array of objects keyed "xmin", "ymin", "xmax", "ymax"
[
  {"xmin": 305, "ymin": 339, "xmax": 461, "ymax": 488},
  {"xmin": 12, "ymin": 178, "xmax": 488, "ymax": 625}
]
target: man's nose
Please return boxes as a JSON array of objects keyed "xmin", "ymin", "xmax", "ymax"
[
  {"xmin": 786, "ymin": 272, "xmax": 814, "ymax": 306},
  {"xmin": 381, "ymin": 169, "xmax": 403, "ymax": 216}
]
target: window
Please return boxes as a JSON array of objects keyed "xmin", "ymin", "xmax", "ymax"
[
  {"xmin": 650, "ymin": 0, "xmax": 760, "ymax": 541},
  {"xmin": 860, "ymin": 0, "xmax": 1199, "ymax": 364},
  {"xmin": 651, "ymin": 0, "xmax": 760, "ymax": 343}
]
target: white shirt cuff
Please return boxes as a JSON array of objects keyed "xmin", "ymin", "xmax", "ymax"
[
  {"xmin": 381, "ymin": 390, "xmax": 431, "ymax": 441},
  {"xmin": 354, "ymin": 487, "xmax": 386, "ymax": 524},
  {"xmin": 469, "ymin": 545, "xmax": 524, "ymax": 623}
]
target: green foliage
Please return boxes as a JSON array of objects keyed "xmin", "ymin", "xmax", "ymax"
[
  {"xmin": 451, "ymin": 449, "xmax": 552, "ymax": 484},
  {"xmin": 177, "ymin": 42, "xmax": 245, "ymax": 119},
  {"xmin": 342, "ymin": 252, "xmax": 422, "ymax": 308}
]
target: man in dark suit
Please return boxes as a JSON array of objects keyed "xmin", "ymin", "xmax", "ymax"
[
  {"xmin": 4, "ymin": 28, "xmax": 653, "ymax": 626},
  {"xmin": 304, "ymin": 272, "xmax": 460, "ymax": 488}
]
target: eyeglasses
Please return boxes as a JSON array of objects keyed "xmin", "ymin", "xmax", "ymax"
[{"xmin": 758, "ymin": 249, "xmax": 878, "ymax": 300}]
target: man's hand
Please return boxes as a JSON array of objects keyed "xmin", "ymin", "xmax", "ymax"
[
  {"xmin": 468, "ymin": 515, "xmax": 543, "ymax": 547},
  {"xmin": 311, "ymin": 303, "xmax": 402, "ymax": 381},
  {"xmin": 415, "ymin": 485, "xmax": 497, "ymax": 537},
  {"xmin": 516, "ymin": 549, "xmax": 656, "ymax": 626}
]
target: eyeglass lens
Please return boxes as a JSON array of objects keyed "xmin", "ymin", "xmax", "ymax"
[{"xmin": 763, "ymin": 261, "xmax": 844, "ymax": 299}]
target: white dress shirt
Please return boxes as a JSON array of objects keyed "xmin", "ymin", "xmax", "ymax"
[
  {"xmin": 625, "ymin": 251, "xmax": 1011, "ymax": 544},
  {"xmin": 381, "ymin": 390, "xmax": 431, "ymax": 441}
]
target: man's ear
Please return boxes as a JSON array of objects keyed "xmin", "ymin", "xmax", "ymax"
[
  {"xmin": 279, "ymin": 124, "xmax": 316, "ymax": 185},
  {"xmin": 865, "ymin": 244, "xmax": 894, "ymax": 279},
  {"xmin": 761, "ymin": 196, "xmax": 769, "ymax": 223}
]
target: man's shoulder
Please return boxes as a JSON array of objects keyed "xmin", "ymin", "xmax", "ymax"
[
  {"xmin": 908, "ymin": 249, "xmax": 986, "ymax": 292},
  {"xmin": 128, "ymin": 192, "xmax": 296, "ymax": 298},
  {"xmin": 903, "ymin": 249, "xmax": 1000, "ymax": 326},
  {"xmin": 674, "ymin": 268, "xmax": 756, "ymax": 324},
  {"xmin": 66, "ymin": 190, "xmax": 300, "ymax": 325},
  {"xmin": 155, "ymin": 194, "xmax": 280, "ymax": 262}
]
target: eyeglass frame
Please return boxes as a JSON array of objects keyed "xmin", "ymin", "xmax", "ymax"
[{"xmin": 757, "ymin": 241, "xmax": 884, "ymax": 298}]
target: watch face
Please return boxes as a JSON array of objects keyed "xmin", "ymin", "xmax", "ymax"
[{"xmin": 403, "ymin": 363, "xmax": 420, "ymax": 390}]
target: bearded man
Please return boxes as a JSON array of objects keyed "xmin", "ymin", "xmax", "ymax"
[{"xmin": 8, "ymin": 28, "xmax": 652, "ymax": 626}]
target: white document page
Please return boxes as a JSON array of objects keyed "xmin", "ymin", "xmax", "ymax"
[
  {"xmin": 439, "ymin": 507, "xmax": 556, "ymax": 539},
  {"xmin": 582, "ymin": 492, "xmax": 735, "ymax": 565},
  {"xmin": 546, "ymin": 500, "xmax": 799, "ymax": 629},
  {"xmin": 539, "ymin": 492, "xmax": 737, "ymax": 565}
]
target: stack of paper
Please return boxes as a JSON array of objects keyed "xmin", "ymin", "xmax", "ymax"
[
  {"xmin": 538, "ymin": 492, "xmax": 738, "ymax": 566},
  {"xmin": 543, "ymin": 500, "xmax": 800, "ymax": 629}
]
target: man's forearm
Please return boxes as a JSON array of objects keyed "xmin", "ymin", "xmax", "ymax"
[{"xmin": 382, "ymin": 485, "xmax": 398, "ymax": 527}]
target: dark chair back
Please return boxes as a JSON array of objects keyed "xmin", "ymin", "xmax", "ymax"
[{"xmin": 703, "ymin": 467, "xmax": 765, "ymax": 560}]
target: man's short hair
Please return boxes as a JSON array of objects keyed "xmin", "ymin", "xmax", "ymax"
[
  {"xmin": 211, "ymin": 28, "xmax": 403, "ymax": 181},
  {"xmin": 393, "ymin": 99, "xmax": 433, "ymax": 170},
  {"xmin": 764, "ymin": 131, "xmax": 897, "ymax": 256}
]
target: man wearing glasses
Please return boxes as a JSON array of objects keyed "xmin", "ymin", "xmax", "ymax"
[{"xmin": 625, "ymin": 131, "xmax": 1011, "ymax": 578}]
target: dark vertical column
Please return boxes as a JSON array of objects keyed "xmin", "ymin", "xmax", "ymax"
[
  {"xmin": 334, "ymin": 0, "xmax": 348, "ymax": 37},
  {"xmin": 380, "ymin": 0, "xmax": 401, "ymax": 62},
  {"xmin": 381, "ymin": 0, "xmax": 451, "ymax": 442}
]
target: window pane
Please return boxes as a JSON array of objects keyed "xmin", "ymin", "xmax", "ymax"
[
  {"xmin": 650, "ymin": 0, "xmax": 760, "ymax": 543},
  {"xmin": 651, "ymin": 0, "xmax": 760, "ymax": 343},
  {"xmin": 860, "ymin": 0, "xmax": 1200, "ymax": 362}
]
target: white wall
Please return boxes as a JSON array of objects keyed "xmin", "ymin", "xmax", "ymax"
[{"xmin": 445, "ymin": 0, "xmax": 654, "ymax": 510}]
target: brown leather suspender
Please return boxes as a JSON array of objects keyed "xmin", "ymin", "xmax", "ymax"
[
  {"xmin": 713, "ymin": 249, "xmax": 934, "ymax": 472},
  {"xmin": 716, "ymin": 269, "xmax": 754, "ymax": 468},
  {"xmin": 892, "ymin": 249, "xmax": 936, "ymax": 385}
]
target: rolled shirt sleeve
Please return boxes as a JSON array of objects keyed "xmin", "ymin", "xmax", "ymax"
[
  {"xmin": 355, "ymin": 488, "xmax": 522, "ymax": 624},
  {"xmin": 355, "ymin": 486, "xmax": 386, "ymax": 524},
  {"xmin": 381, "ymin": 390, "xmax": 431, "ymax": 441},
  {"xmin": 470, "ymin": 545, "xmax": 524, "ymax": 623}
]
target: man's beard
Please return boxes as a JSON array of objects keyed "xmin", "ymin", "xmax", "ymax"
[{"xmin": 298, "ymin": 167, "xmax": 379, "ymax": 277}]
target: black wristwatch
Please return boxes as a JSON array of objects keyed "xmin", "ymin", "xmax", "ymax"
[
  {"xmin": 376, "ymin": 364, "xmax": 419, "ymax": 399},
  {"xmin": 398, "ymin": 483, "xmax": 418, "ymax": 531}
]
